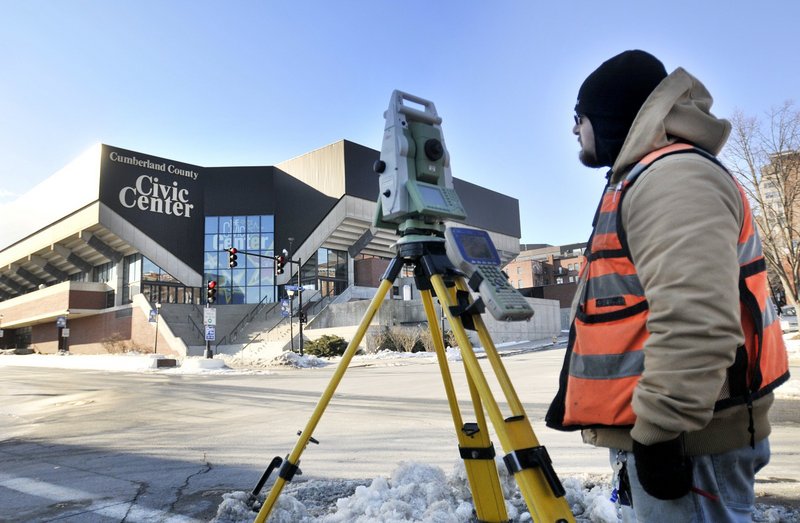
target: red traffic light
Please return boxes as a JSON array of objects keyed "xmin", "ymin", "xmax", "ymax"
[
  {"xmin": 207, "ymin": 280, "xmax": 218, "ymax": 304},
  {"xmin": 276, "ymin": 255, "xmax": 285, "ymax": 275},
  {"xmin": 228, "ymin": 247, "xmax": 238, "ymax": 268}
]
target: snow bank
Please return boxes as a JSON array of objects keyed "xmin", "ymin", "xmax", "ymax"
[
  {"xmin": 211, "ymin": 458, "xmax": 800, "ymax": 522},
  {"xmin": 211, "ymin": 461, "xmax": 644, "ymax": 523}
]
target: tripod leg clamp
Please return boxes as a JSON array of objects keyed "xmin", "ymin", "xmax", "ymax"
[
  {"xmin": 503, "ymin": 446, "xmax": 566, "ymax": 498},
  {"xmin": 459, "ymin": 443, "xmax": 496, "ymax": 461},
  {"xmin": 448, "ymin": 290, "xmax": 484, "ymax": 331},
  {"xmin": 278, "ymin": 458, "xmax": 302, "ymax": 482}
]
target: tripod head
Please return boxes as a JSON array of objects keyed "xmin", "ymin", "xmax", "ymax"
[{"xmin": 373, "ymin": 91, "xmax": 467, "ymax": 241}]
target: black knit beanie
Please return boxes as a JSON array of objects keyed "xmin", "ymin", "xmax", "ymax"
[{"xmin": 575, "ymin": 50, "xmax": 668, "ymax": 166}]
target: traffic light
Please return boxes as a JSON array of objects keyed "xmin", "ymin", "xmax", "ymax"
[
  {"xmin": 228, "ymin": 247, "xmax": 238, "ymax": 268},
  {"xmin": 276, "ymin": 249, "xmax": 288, "ymax": 275},
  {"xmin": 207, "ymin": 280, "xmax": 217, "ymax": 304}
]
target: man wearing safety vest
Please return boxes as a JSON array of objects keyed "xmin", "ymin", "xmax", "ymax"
[{"xmin": 545, "ymin": 50, "xmax": 790, "ymax": 521}]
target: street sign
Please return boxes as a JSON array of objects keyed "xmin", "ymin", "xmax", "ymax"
[
  {"xmin": 149, "ymin": 309, "xmax": 158, "ymax": 323},
  {"xmin": 0, "ymin": 329, "xmax": 4, "ymax": 338},
  {"xmin": 205, "ymin": 325, "xmax": 216, "ymax": 341},
  {"xmin": 56, "ymin": 316, "xmax": 67, "ymax": 328},
  {"xmin": 285, "ymin": 285, "xmax": 304, "ymax": 292},
  {"xmin": 204, "ymin": 308, "xmax": 217, "ymax": 326},
  {"xmin": 280, "ymin": 299, "xmax": 290, "ymax": 318},
  {"xmin": 61, "ymin": 328, "xmax": 70, "ymax": 338}
]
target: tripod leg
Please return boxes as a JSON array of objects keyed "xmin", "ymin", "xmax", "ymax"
[
  {"xmin": 429, "ymin": 274, "xmax": 575, "ymax": 523},
  {"xmin": 253, "ymin": 278, "xmax": 395, "ymax": 523},
  {"xmin": 420, "ymin": 290, "xmax": 509, "ymax": 522}
]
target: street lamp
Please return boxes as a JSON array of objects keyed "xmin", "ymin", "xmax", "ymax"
[{"xmin": 153, "ymin": 302, "xmax": 162, "ymax": 354}]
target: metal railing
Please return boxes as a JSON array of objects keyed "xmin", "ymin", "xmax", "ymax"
[
  {"xmin": 216, "ymin": 294, "xmax": 279, "ymax": 348},
  {"xmin": 237, "ymin": 289, "xmax": 324, "ymax": 352},
  {"xmin": 239, "ymin": 314, "xmax": 289, "ymax": 352},
  {"xmin": 187, "ymin": 314, "xmax": 205, "ymax": 340}
]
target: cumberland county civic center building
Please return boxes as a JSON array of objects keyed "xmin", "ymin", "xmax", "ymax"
[{"xmin": 0, "ymin": 140, "xmax": 528, "ymax": 355}]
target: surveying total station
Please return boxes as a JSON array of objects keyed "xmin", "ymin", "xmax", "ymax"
[{"xmin": 252, "ymin": 91, "xmax": 574, "ymax": 523}]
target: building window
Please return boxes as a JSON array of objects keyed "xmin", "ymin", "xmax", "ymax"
[
  {"xmin": 122, "ymin": 254, "xmax": 142, "ymax": 304},
  {"xmin": 93, "ymin": 262, "xmax": 113, "ymax": 284},
  {"xmin": 69, "ymin": 271, "xmax": 87, "ymax": 282},
  {"xmin": 556, "ymin": 277, "xmax": 564, "ymax": 285},
  {"xmin": 139, "ymin": 256, "xmax": 200, "ymax": 305},
  {"xmin": 14, "ymin": 326, "xmax": 31, "ymax": 349},
  {"xmin": 204, "ymin": 214, "xmax": 275, "ymax": 304},
  {"xmin": 300, "ymin": 247, "xmax": 348, "ymax": 298}
]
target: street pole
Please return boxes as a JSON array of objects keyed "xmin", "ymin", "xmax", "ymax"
[
  {"xmin": 289, "ymin": 293, "xmax": 294, "ymax": 352},
  {"xmin": 154, "ymin": 302, "xmax": 161, "ymax": 354},
  {"xmin": 205, "ymin": 302, "xmax": 212, "ymax": 359},
  {"xmin": 298, "ymin": 256, "xmax": 303, "ymax": 356}
]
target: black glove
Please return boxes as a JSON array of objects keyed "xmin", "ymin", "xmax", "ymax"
[{"xmin": 632, "ymin": 436, "xmax": 693, "ymax": 500}]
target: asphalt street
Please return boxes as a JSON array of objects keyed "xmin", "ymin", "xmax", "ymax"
[{"xmin": 1, "ymin": 350, "xmax": 798, "ymax": 522}]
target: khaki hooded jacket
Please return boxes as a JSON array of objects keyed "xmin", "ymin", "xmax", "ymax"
[{"xmin": 577, "ymin": 67, "xmax": 774, "ymax": 455}]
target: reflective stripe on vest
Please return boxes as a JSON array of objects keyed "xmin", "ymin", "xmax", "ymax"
[{"xmin": 556, "ymin": 144, "xmax": 790, "ymax": 429}]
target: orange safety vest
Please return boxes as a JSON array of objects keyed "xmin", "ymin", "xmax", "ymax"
[{"xmin": 546, "ymin": 143, "xmax": 790, "ymax": 431}]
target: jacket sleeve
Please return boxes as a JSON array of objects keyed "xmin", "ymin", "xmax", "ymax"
[{"xmin": 623, "ymin": 154, "xmax": 745, "ymax": 446}]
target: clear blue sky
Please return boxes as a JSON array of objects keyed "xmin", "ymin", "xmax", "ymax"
[{"xmin": 2, "ymin": 1, "xmax": 798, "ymax": 245}]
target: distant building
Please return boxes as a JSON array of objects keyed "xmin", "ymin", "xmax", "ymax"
[
  {"xmin": 504, "ymin": 242, "xmax": 587, "ymax": 308},
  {"xmin": 758, "ymin": 150, "xmax": 800, "ymax": 305}
]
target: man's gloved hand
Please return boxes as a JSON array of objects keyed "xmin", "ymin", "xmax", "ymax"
[{"xmin": 632, "ymin": 436, "xmax": 693, "ymax": 500}]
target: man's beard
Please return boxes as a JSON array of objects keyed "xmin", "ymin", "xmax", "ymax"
[{"xmin": 579, "ymin": 149, "xmax": 604, "ymax": 168}]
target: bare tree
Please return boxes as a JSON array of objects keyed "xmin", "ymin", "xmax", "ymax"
[{"xmin": 723, "ymin": 101, "xmax": 800, "ymax": 305}]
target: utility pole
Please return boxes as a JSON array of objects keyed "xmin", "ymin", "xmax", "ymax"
[{"xmin": 297, "ymin": 257, "xmax": 303, "ymax": 355}]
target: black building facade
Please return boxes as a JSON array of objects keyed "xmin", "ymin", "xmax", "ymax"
[{"xmin": 0, "ymin": 139, "xmax": 522, "ymax": 353}]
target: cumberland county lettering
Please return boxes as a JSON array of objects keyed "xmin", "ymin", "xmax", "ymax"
[
  {"xmin": 119, "ymin": 175, "xmax": 195, "ymax": 218},
  {"xmin": 109, "ymin": 151, "xmax": 199, "ymax": 180}
]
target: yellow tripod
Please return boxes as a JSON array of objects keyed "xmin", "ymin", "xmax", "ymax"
[{"xmin": 252, "ymin": 235, "xmax": 574, "ymax": 523}]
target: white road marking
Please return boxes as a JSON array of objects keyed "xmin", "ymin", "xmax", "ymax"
[{"xmin": 0, "ymin": 473, "xmax": 201, "ymax": 522}]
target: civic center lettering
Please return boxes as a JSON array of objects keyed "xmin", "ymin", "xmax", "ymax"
[{"xmin": 118, "ymin": 175, "xmax": 195, "ymax": 218}]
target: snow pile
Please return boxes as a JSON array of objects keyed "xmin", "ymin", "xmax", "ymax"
[
  {"xmin": 266, "ymin": 351, "xmax": 328, "ymax": 368},
  {"xmin": 211, "ymin": 459, "xmax": 800, "ymax": 522},
  {"xmin": 220, "ymin": 342, "xmax": 329, "ymax": 368},
  {"xmin": 0, "ymin": 352, "xmax": 166, "ymax": 371},
  {"xmin": 211, "ymin": 461, "xmax": 626, "ymax": 523}
]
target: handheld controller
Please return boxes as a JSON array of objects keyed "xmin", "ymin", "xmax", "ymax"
[{"xmin": 444, "ymin": 227, "xmax": 534, "ymax": 322}]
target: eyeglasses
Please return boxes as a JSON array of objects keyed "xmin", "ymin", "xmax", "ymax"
[{"xmin": 573, "ymin": 114, "xmax": 584, "ymax": 126}]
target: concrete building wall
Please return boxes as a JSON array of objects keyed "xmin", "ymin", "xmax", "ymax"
[{"xmin": 310, "ymin": 296, "xmax": 561, "ymax": 346}]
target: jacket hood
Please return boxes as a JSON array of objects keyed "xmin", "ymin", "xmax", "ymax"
[{"xmin": 610, "ymin": 67, "xmax": 731, "ymax": 183}]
